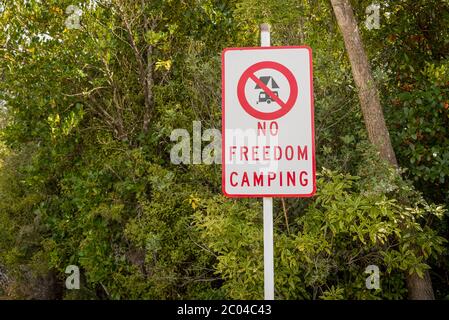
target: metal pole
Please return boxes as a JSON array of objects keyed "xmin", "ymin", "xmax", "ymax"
[
  {"xmin": 260, "ymin": 23, "xmax": 274, "ymax": 301},
  {"xmin": 263, "ymin": 197, "xmax": 274, "ymax": 300}
]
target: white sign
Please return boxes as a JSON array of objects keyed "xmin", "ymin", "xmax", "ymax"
[{"xmin": 222, "ymin": 46, "xmax": 316, "ymax": 197}]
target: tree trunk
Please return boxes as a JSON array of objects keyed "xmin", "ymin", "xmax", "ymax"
[
  {"xmin": 407, "ymin": 272, "xmax": 435, "ymax": 300},
  {"xmin": 330, "ymin": 0, "xmax": 396, "ymax": 165},
  {"xmin": 329, "ymin": 0, "xmax": 434, "ymax": 300}
]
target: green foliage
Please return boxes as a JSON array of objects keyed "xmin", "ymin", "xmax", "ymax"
[
  {"xmin": 355, "ymin": 0, "xmax": 449, "ymax": 203},
  {"xmin": 354, "ymin": 1, "xmax": 449, "ymax": 296},
  {"xmin": 194, "ymin": 164, "xmax": 445, "ymax": 300},
  {"xmin": 0, "ymin": 0, "xmax": 448, "ymax": 300}
]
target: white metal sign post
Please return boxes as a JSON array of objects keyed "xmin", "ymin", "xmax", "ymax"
[
  {"xmin": 261, "ymin": 24, "xmax": 274, "ymax": 301},
  {"xmin": 221, "ymin": 24, "xmax": 315, "ymax": 300}
]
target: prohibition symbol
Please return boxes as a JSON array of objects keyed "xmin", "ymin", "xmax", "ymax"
[{"xmin": 237, "ymin": 61, "xmax": 298, "ymax": 120}]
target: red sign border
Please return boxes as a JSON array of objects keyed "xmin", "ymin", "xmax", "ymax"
[
  {"xmin": 237, "ymin": 61, "xmax": 299, "ymax": 120},
  {"xmin": 221, "ymin": 46, "xmax": 316, "ymax": 198}
]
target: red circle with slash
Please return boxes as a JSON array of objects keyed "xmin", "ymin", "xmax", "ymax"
[{"xmin": 237, "ymin": 61, "xmax": 298, "ymax": 120}]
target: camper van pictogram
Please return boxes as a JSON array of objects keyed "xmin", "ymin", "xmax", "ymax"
[{"xmin": 255, "ymin": 76, "xmax": 279, "ymax": 104}]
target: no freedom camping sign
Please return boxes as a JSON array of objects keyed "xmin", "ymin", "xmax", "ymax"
[{"xmin": 222, "ymin": 46, "xmax": 316, "ymax": 197}]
